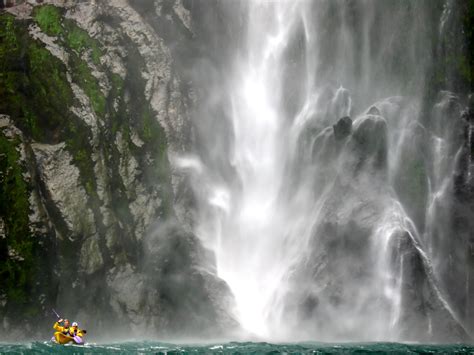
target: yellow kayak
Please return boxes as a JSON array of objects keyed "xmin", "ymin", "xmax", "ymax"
[{"xmin": 53, "ymin": 332, "xmax": 75, "ymax": 344}]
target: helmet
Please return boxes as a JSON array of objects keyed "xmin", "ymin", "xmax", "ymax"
[{"xmin": 72, "ymin": 322, "xmax": 78, "ymax": 327}]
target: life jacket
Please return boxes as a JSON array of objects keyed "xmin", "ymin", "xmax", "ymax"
[{"xmin": 53, "ymin": 321, "xmax": 72, "ymax": 336}]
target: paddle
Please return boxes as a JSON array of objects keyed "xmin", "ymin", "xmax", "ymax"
[{"xmin": 52, "ymin": 309, "xmax": 61, "ymax": 320}]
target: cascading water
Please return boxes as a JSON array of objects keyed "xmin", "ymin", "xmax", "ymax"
[
  {"xmin": 180, "ymin": 0, "xmax": 471, "ymax": 342},
  {"xmin": 194, "ymin": 3, "xmax": 303, "ymax": 338}
]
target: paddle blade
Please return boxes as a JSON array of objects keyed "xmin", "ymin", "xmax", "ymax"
[{"xmin": 73, "ymin": 336, "xmax": 83, "ymax": 344}]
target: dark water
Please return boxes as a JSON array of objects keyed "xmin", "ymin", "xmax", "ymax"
[{"xmin": 0, "ymin": 341, "xmax": 473, "ymax": 354}]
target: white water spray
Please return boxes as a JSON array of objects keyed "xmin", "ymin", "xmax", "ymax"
[{"xmin": 187, "ymin": 0, "xmax": 469, "ymax": 342}]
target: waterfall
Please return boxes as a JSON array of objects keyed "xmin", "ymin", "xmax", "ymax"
[{"xmin": 179, "ymin": 0, "xmax": 470, "ymax": 342}]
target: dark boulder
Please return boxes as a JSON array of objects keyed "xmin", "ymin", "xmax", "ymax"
[
  {"xmin": 333, "ymin": 116, "xmax": 352, "ymax": 141},
  {"xmin": 351, "ymin": 115, "xmax": 388, "ymax": 171}
]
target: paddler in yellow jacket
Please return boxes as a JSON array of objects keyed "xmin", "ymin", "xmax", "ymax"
[
  {"xmin": 53, "ymin": 318, "xmax": 73, "ymax": 344},
  {"xmin": 53, "ymin": 318, "xmax": 71, "ymax": 334}
]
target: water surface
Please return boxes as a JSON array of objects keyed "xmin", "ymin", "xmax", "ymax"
[{"xmin": 1, "ymin": 341, "xmax": 473, "ymax": 354}]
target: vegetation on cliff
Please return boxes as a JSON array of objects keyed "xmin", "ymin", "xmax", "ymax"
[
  {"xmin": 0, "ymin": 4, "xmax": 173, "ymax": 332},
  {"xmin": 0, "ymin": 133, "xmax": 34, "ymax": 312}
]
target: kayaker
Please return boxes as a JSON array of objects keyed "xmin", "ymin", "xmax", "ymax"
[
  {"xmin": 53, "ymin": 318, "xmax": 71, "ymax": 336},
  {"xmin": 71, "ymin": 322, "xmax": 87, "ymax": 338}
]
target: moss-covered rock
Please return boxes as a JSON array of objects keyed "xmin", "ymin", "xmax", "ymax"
[
  {"xmin": 0, "ymin": 13, "xmax": 74, "ymax": 142},
  {"xmin": 33, "ymin": 5, "xmax": 102, "ymax": 65},
  {"xmin": 33, "ymin": 5, "xmax": 106, "ymax": 117},
  {"xmin": 0, "ymin": 131, "xmax": 32, "ymax": 308},
  {"xmin": 32, "ymin": 5, "xmax": 63, "ymax": 37},
  {"xmin": 69, "ymin": 54, "xmax": 106, "ymax": 117},
  {"xmin": 0, "ymin": 1, "xmax": 232, "ymax": 340},
  {"xmin": 0, "ymin": 12, "xmax": 98, "ymax": 201}
]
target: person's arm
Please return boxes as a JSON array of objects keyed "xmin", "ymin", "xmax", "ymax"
[{"xmin": 53, "ymin": 319, "xmax": 64, "ymax": 331}]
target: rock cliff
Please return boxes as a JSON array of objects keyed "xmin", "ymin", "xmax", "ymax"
[{"xmin": 0, "ymin": 0, "xmax": 236, "ymax": 340}]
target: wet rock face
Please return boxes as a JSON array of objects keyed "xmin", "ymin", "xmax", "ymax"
[
  {"xmin": 282, "ymin": 178, "xmax": 391, "ymax": 340},
  {"xmin": 351, "ymin": 115, "xmax": 388, "ymax": 170},
  {"xmin": 0, "ymin": 0, "xmax": 235, "ymax": 339},
  {"xmin": 333, "ymin": 116, "xmax": 352, "ymax": 141},
  {"xmin": 143, "ymin": 220, "xmax": 238, "ymax": 337},
  {"xmin": 32, "ymin": 142, "xmax": 96, "ymax": 239},
  {"xmin": 387, "ymin": 230, "xmax": 469, "ymax": 342},
  {"xmin": 278, "ymin": 88, "xmax": 471, "ymax": 341},
  {"xmin": 452, "ymin": 105, "xmax": 474, "ymax": 331}
]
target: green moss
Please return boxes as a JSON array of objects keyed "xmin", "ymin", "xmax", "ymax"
[
  {"xmin": 0, "ymin": 20, "xmax": 35, "ymax": 306},
  {"xmin": 420, "ymin": 0, "xmax": 474, "ymax": 100},
  {"xmin": 0, "ymin": 136, "xmax": 29, "ymax": 239},
  {"xmin": 141, "ymin": 109, "xmax": 154, "ymax": 142},
  {"xmin": 138, "ymin": 106, "xmax": 173, "ymax": 217},
  {"xmin": 1, "ymin": 11, "xmax": 176, "ymax": 281},
  {"xmin": 462, "ymin": 0, "xmax": 474, "ymax": 88},
  {"xmin": 65, "ymin": 132, "xmax": 97, "ymax": 200},
  {"xmin": 33, "ymin": 5, "xmax": 103, "ymax": 65},
  {"xmin": 1, "ymin": 14, "xmax": 97, "ymax": 201},
  {"xmin": 0, "ymin": 14, "xmax": 74, "ymax": 142},
  {"xmin": 431, "ymin": 0, "xmax": 474, "ymax": 91},
  {"xmin": 69, "ymin": 54, "xmax": 106, "ymax": 116},
  {"xmin": 0, "ymin": 133, "xmax": 34, "ymax": 306},
  {"xmin": 109, "ymin": 73, "xmax": 125, "ymax": 102},
  {"xmin": 32, "ymin": 5, "xmax": 63, "ymax": 36},
  {"xmin": 29, "ymin": 9, "xmax": 104, "ymax": 199},
  {"xmin": 63, "ymin": 19, "xmax": 103, "ymax": 66},
  {"xmin": 2, "ymin": 14, "xmax": 101, "ymax": 204},
  {"xmin": 85, "ymin": 180, "xmax": 95, "ymax": 196},
  {"xmin": 104, "ymin": 54, "xmax": 173, "ymax": 219},
  {"xmin": 0, "ymin": 13, "xmax": 19, "ymax": 49},
  {"xmin": 32, "ymin": 6, "xmax": 106, "ymax": 116}
]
